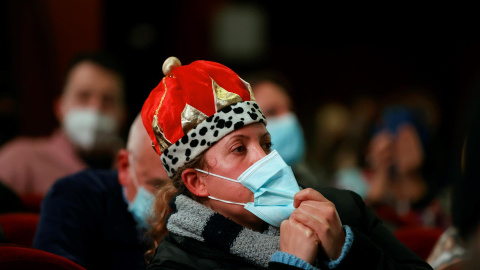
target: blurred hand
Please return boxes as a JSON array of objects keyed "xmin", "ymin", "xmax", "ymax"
[
  {"xmin": 291, "ymin": 188, "xmax": 345, "ymax": 260},
  {"xmin": 280, "ymin": 218, "xmax": 319, "ymax": 264},
  {"xmin": 367, "ymin": 131, "xmax": 394, "ymax": 172}
]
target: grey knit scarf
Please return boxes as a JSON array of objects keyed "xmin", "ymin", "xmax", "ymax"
[{"xmin": 166, "ymin": 194, "xmax": 280, "ymax": 269}]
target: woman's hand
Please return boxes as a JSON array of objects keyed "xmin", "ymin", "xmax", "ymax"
[
  {"xmin": 367, "ymin": 130, "xmax": 394, "ymax": 172},
  {"xmin": 291, "ymin": 188, "xmax": 345, "ymax": 260},
  {"xmin": 280, "ymin": 218, "xmax": 319, "ymax": 264}
]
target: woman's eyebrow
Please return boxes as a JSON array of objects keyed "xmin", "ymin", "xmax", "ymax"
[
  {"xmin": 225, "ymin": 134, "xmax": 249, "ymax": 144},
  {"xmin": 230, "ymin": 132, "xmax": 269, "ymax": 141},
  {"xmin": 225, "ymin": 131, "xmax": 270, "ymax": 145}
]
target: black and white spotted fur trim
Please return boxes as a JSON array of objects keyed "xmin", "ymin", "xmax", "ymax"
[{"xmin": 161, "ymin": 101, "xmax": 266, "ymax": 177}]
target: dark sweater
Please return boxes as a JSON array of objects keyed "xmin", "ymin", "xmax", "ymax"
[
  {"xmin": 148, "ymin": 187, "xmax": 433, "ymax": 270},
  {"xmin": 33, "ymin": 169, "xmax": 150, "ymax": 270}
]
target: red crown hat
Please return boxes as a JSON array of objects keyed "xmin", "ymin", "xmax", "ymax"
[{"xmin": 141, "ymin": 57, "xmax": 266, "ymax": 177}]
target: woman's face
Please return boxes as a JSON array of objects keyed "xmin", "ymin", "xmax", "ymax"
[{"xmin": 200, "ymin": 122, "xmax": 272, "ymax": 231}]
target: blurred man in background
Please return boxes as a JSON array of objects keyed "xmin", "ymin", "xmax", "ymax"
[
  {"xmin": 33, "ymin": 114, "xmax": 168, "ymax": 270},
  {"xmin": 0, "ymin": 51, "xmax": 127, "ymax": 198}
]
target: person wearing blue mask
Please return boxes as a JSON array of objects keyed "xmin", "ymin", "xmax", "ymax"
[
  {"xmin": 33, "ymin": 114, "xmax": 170, "ymax": 270},
  {"xmin": 143, "ymin": 57, "xmax": 432, "ymax": 270},
  {"xmin": 245, "ymin": 70, "xmax": 323, "ymax": 189}
]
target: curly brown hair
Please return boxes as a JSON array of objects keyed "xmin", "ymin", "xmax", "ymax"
[{"xmin": 144, "ymin": 152, "xmax": 208, "ymax": 263}]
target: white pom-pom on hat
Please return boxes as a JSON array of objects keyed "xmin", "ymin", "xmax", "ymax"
[{"xmin": 162, "ymin": 56, "xmax": 182, "ymax": 77}]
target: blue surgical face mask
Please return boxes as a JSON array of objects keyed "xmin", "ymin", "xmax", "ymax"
[
  {"xmin": 195, "ymin": 150, "xmax": 301, "ymax": 227},
  {"xmin": 126, "ymin": 154, "xmax": 155, "ymax": 230},
  {"xmin": 266, "ymin": 112, "xmax": 305, "ymax": 166}
]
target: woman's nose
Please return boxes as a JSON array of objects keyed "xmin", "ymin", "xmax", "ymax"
[{"xmin": 249, "ymin": 143, "xmax": 268, "ymax": 165}]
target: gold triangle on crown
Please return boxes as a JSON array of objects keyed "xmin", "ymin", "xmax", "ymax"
[
  {"xmin": 212, "ymin": 79, "xmax": 243, "ymax": 111},
  {"xmin": 152, "ymin": 115, "xmax": 172, "ymax": 153},
  {"xmin": 181, "ymin": 104, "xmax": 209, "ymax": 134}
]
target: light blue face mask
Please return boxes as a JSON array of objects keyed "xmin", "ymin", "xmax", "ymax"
[
  {"xmin": 266, "ymin": 112, "xmax": 306, "ymax": 166},
  {"xmin": 196, "ymin": 150, "xmax": 301, "ymax": 227},
  {"xmin": 126, "ymin": 154, "xmax": 155, "ymax": 230}
]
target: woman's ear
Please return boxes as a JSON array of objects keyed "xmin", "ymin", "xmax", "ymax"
[{"xmin": 182, "ymin": 168, "xmax": 209, "ymax": 197}]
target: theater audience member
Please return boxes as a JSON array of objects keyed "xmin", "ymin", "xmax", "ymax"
[
  {"xmin": 428, "ymin": 91, "xmax": 480, "ymax": 270},
  {"xmin": 0, "ymin": 51, "xmax": 127, "ymax": 197},
  {"xmin": 33, "ymin": 114, "xmax": 168, "ymax": 270},
  {"xmin": 244, "ymin": 70, "xmax": 322, "ymax": 189},
  {"xmin": 364, "ymin": 105, "xmax": 449, "ymax": 230},
  {"xmin": 313, "ymin": 102, "xmax": 353, "ymax": 183},
  {"xmin": 143, "ymin": 57, "xmax": 432, "ymax": 269},
  {"xmin": 427, "ymin": 226, "xmax": 465, "ymax": 270},
  {"xmin": 311, "ymin": 100, "xmax": 373, "ymax": 198}
]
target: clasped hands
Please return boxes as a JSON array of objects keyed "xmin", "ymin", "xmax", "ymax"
[{"xmin": 280, "ymin": 188, "xmax": 346, "ymax": 265}]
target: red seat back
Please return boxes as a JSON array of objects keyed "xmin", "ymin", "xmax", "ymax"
[
  {"xmin": 0, "ymin": 243, "xmax": 86, "ymax": 270},
  {"xmin": 0, "ymin": 212, "xmax": 40, "ymax": 247},
  {"xmin": 20, "ymin": 194, "xmax": 44, "ymax": 213},
  {"xmin": 394, "ymin": 226, "xmax": 444, "ymax": 260}
]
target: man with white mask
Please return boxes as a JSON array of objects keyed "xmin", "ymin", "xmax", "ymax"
[
  {"xmin": 0, "ymin": 52, "xmax": 126, "ymax": 197},
  {"xmin": 33, "ymin": 114, "xmax": 170, "ymax": 270}
]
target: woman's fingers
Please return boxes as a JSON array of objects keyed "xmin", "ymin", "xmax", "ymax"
[
  {"xmin": 280, "ymin": 218, "xmax": 319, "ymax": 264},
  {"xmin": 294, "ymin": 188, "xmax": 327, "ymax": 208},
  {"xmin": 290, "ymin": 197, "xmax": 346, "ymax": 260}
]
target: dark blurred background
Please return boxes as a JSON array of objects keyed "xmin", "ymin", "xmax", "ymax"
[{"xmin": 1, "ymin": 0, "xmax": 479, "ymax": 170}]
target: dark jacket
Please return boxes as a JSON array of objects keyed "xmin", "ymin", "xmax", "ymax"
[
  {"xmin": 33, "ymin": 169, "xmax": 150, "ymax": 270},
  {"xmin": 148, "ymin": 187, "xmax": 433, "ymax": 270}
]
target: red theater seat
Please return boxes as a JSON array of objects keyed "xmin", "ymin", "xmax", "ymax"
[
  {"xmin": 394, "ymin": 226, "xmax": 444, "ymax": 260},
  {"xmin": 20, "ymin": 194, "xmax": 44, "ymax": 213},
  {"xmin": 0, "ymin": 243, "xmax": 86, "ymax": 270},
  {"xmin": 0, "ymin": 212, "xmax": 40, "ymax": 247}
]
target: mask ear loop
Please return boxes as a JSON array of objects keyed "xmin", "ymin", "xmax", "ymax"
[
  {"xmin": 208, "ymin": 196, "xmax": 246, "ymax": 206},
  {"xmin": 195, "ymin": 169, "xmax": 246, "ymax": 205},
  {"xmin": 195, "ymin": 168, "xmax": 240, "ymax": 183}
]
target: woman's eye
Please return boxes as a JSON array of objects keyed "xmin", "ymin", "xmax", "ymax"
[
  {"xmin": 233, "ymin": 146, "xmax": 246, "ymax": 153},
  {"xmin": 263, "ymin": 142, "xmax": 273, "ymax": 152}
]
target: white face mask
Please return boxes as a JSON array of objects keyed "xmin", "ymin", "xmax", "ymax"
[{"xmin": 63, "ymin": 108, "xmax": 119, "ymax": 151}]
